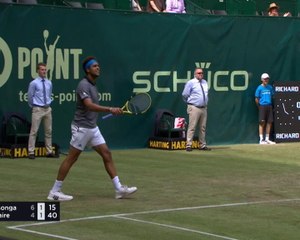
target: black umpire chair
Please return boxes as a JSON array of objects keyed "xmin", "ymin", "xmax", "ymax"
[{"xmin": 153, "ymin": 109, "xmax": 186, "ymax": 139}]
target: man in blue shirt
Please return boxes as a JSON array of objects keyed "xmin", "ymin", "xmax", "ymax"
[
  {"xmin": 182, "ymin": 68, "xmax": 210, "ymax": 151},
  {"xmin": 255, "ymin": 73, "xmax": 276, "ymax": 144},
  {"xmin": 27, "ymin": 63, "xmax": 55, "ymax": 159}
]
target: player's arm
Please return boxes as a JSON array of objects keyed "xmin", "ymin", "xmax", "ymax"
[{"xmin": 83, "ymin": 98, "xmax": 123, "ymax": 115}]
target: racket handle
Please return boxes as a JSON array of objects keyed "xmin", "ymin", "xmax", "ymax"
[{"xmin": 102, "ymin": 113, "xmax": 113, "ymax": 120}]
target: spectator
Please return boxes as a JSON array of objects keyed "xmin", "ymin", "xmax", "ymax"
[
  {"xmin": 255, "ymin": 73, "xmax": 276, "ymax": 145},
  {"xmin": 132, "ymin": 0, "xmax": 143, "ymax": 11},
  {"xmin": 147, "ymin": 0, "xmax": 165, "ymax": 13},
  {"xmin": 27, "ymin": 63, "xmax": 55, "ymax": 159},
  {"xmin": 268, "ymin": 2, "xmax": 291, "ymax": 17},
  {"xmin": 165, "ymin": 0, "xmax": 186, "ymax": 14},
  {"xmin": 182, "ymin": 68, "xmax": 211, "ymax": 151}
]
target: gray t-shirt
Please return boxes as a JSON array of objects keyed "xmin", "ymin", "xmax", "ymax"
[{"xmin": 72, "ymin": 78, "xmax": 99, "ymax": 128}]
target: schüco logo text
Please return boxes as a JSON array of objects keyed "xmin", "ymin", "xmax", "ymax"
[{"xmin": 133, "ymin": 62, "xmax": 250, "ymax": 93}]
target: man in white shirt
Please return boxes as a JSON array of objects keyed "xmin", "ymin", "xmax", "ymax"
[{"xmin": 182, "ymin": 68, "xmax": 210, "ymax": 151}]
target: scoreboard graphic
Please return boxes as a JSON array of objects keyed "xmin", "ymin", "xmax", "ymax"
[
  {"xmin": 273, "ymin": 81, "xmax": 300, "ymax": 143},
  {"xmin": 0, "ymin": 202, "xmax": 59, "ymax": 221}
]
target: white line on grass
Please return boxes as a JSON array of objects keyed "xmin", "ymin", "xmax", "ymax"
[
  {"xmin": 115, "ymin": 215, "xmax": 238, "ymax": 240},
  {"xmin": 7, "ymin": 226, "xmax": 77, "ymax": 240},
  {"xmin": 7, "ymin": 198, "xmax": 300, "ymax": 240}
]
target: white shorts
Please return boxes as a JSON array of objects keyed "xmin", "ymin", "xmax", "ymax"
[{"xmin": 70, "ymin": 124, "xmax": 106, "ymax": 151}]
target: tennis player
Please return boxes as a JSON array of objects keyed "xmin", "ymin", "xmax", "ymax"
[{"xmin": 47, "ymin": 56, "xmax": 137, "ymax": 201}]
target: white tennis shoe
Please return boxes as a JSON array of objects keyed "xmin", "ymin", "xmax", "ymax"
[
  {"xmin": 47, "ymin": 191, "xmax": 73, "ymax": 201},
  {"xmin": 266, "ymin": 140, "xmax": 276, "ymax": 144},
  {"xmin": 115, "ymin": 185, "xmax": 137, "ymax": 199},
  {"xmin": 259, "ymin": 140, "xmax": 267, "ymax": 145}
]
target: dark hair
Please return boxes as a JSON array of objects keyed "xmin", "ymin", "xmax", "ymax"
[
  {"xmin": 82, "ymin": 56, "xmax": 97, "ymax": 73},
  {"xmin": 36, "ymin": 63, "xmax": 46, "ymax": 72}
]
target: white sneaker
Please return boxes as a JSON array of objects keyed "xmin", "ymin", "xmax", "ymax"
[
  {"xmin": 47, "ymin": 191, "xmax": 73, "ymax": 201},
  {"xmin": 259, "ymin": 140, "xmax": 267, "ymax": 145},
  {"xmin": 115, "ymin": 185, "xmax": 137, "ymax": 199},
  {"xmin": 266, "ymin": 140, "xmax": 276, "ymax": 144}
]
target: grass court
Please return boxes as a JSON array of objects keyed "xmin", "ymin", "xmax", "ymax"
[{"xmin": 0, "ymin": 143, "xmax": 299, "ymax": 240}]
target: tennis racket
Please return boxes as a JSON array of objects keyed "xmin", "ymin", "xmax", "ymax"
[{"xmin": 102, "ymin": 92, "xmax": 152, "ymax": 120}]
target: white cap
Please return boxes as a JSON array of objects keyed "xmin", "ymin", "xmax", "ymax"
[
  {"xmin": 269, "ymin": 2, "xmax": 279, "ymax": 11},
  {"xmin": 261, "ymin": 73, "xmax": 270, "ymax": 79}
]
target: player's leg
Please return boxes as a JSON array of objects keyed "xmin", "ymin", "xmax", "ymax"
[
  {"xmin": 95, "ymin": 143, "xmax": 121, "ymax": 183},
  {"xmin": 47, "ymin": 146, "xmax": 81, "ymax": 201},
  {"xmin": 47, "ymin": 124, "xmax": 86, "ymax": 201},
  {"xmin": 91, "ymin": 127, "xmax": 137, "ymax": 199},
  {"xmin": 94, "ymin": 143, "xmax": 137, "ymax": 199},
  {"xmin": 94, "ymin": 143, "xmax": 117, "ymax": 178},
  {"xmin": 56, "ymin": 146, "xmax": 81, "ymax": 181}
]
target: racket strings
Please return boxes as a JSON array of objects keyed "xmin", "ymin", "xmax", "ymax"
[{"xmin": 128, "ymin": 94, "xmax": 151, "ymax": 114}]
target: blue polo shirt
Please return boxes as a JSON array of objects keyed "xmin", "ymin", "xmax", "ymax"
[{"xmin": 255, "ymin": 84, "xmax": 274, "ymax": 106}]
